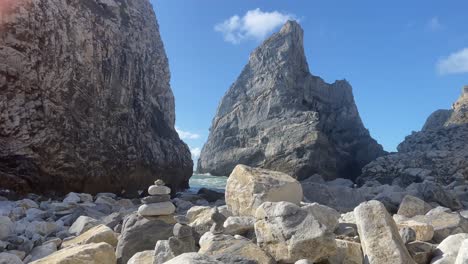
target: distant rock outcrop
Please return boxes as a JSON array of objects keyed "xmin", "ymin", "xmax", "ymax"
[
  {"xmin": 359, "ymin": 87, "xmax": 468, "ymax": 186},
  {"xmin": 0, "ymin": 0, "xmax": 193, "ymax": 195},
  {"xmin": 197, "ymin": 21, "xmax": 385, "ymax": 180}
]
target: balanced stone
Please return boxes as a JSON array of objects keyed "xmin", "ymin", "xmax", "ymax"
[
  {"xmin": 138, "ymin": 202, "xmax": 176, "ymax": 217},
  {"xmin": 141, "ymin": 195, "xmax": 171, "ymax": 204},
  {"xmin": 148, "ymin": 186, "xmax": 171, "ymax": 196},
  {"xmin": 155, "ymin": 180, "xmax": 165, "ymax": 186}
]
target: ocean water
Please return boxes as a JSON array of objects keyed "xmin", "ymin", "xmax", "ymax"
[{"xmin": 189, "ymin": 174, "xmax": 228, "ymax": 192}]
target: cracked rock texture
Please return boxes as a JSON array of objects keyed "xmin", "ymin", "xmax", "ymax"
[
  {"xmin": 198, "ymin": 21, "xmax": 384, "ymax": 180},
  {"xmin": 359, "ymin": 87, "xmax": 468, "ymax": 186},
  {"xmin": 0, "ymin": 0, "xmax": 192, "ymax": 195}
]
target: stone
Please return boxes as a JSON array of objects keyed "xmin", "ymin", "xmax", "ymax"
[
  {"xmin": 128, "ymin": 250, "xmax": 154, "ymax": 264},
  {"xmin": 101, "ymin": 212, "xmax": 124, "ymax": 230},
  {"xmin": 399, "ymin": 226, "xmax": 416, "ymax": 244},
  {"xmin": 354, "ymin": 200, "xmax": 415, "ymax": 264},
  {"xmin": 395, "ymin": 219, "xmax": 434, "ymax": 242},
  {"xmin": 223, "ymin": 216, "xmax": 255, "ymax": 236},
  {"xmin": 141, "ymin": 195, "xmax": 171, "ymax": 204},
  {"xmin": 148, "ymin": 186, "xmax": 171, "ymax": 196},
  {"xmin": 431, "ymin": 233, "xmax": 468, "ymax": 264},
  {"xmin": 209, "ymin": 207, "xmax": 226, "ymax": 234},
  {"xmin": 328, "ymin": 239, "xmax": 363, "ymax": 264},
  {"xmin": 455, "ymin": 239, "xmax": 468, "ymax": 264},
  {"xmin": 302, "ymin": 202, "xmax": 340, "ymax": 232},
  {"xmin": 397, "ymin": 195, "xmax": 433, "ymax": 218},
  {"xmin": 116, "ymin": 212, "xmax": 174, "ymax": 264},
  {"xmin": 162, "ymin": 253, "xmax": 219, "ymax": 264},
  {"xmin": 26, "ymin": 221, "xmax": 59, "ymax": 237},
  {"xmin": 69, "ymin": 216, "xmax": 102, "ymax": 235},
  {"xmin": 138, "ymin": 202, "xmax": 176, "ymax": 216},
  {"xmin": 173, "ymin": 223, "xmax": 192, "ymax": 238},
  {"xmin": 0, "ymin": 253, "xmax": 23, "ymax": 264},
  {"xmin": 27, "ymin": 242, "xmax": 58, "ymax": 262},
  {"xmin": 154, "ymin": 240, "xmax": 175, "ymax": 264},
  {"xmin": 187, "ymin": 206, "xmax": 216, "ymax": 236},
  {"xmin": 254, "ymin": 201, "xmax": 336, "ymax": 263},
  {"xmin": 174, "ymin": 215, "xmax": 190, "ymax": 225},
  {"xmin": 226, "ymin": 165, "xmax": 303, "ymax": 216},
  {"xmin": 395, "ymin": 211, "xmax": 468, "ymax": 243},
  {"xmin": 197, "ymin": 21, "xmax": 385, "ymax": 180},
  {"xmin": 63, "ymin": 193, "xmax": 81, "ymax": 204},
  {"xmin": 95, "ymin": 196, "xmax": 116, "ymax": 207},
  {"xmin": 16, "ymin": 199, "xmax": 39, "ymax": 209},
  {"xmin": 0, "ymin": 0, "xmax": 193, "ymax": 195},
  {"xmin": 407, "ymin": 241, "xmax": 436, "ymax": 264},
  {"xmin": 29, "ymin": 242, "xmax": 116, "ymax": 264},
  {"xmin": 155, "ymin": 180, "xmax": 165, "ymax": 186},
  {"xmin": 295, "ymin": 260, "xmax": 313, "ymax": 264},
  {"xmin": 0, "ymin": 216, "xmax": 13, "ymax": 240},
  {"xmin": 199, "ymin": 232, "xmax": 275, "ymax": 264},
  {"xmin": 61, "ymin": 224, "xmax": 118, "ymax": 248},
  {"xmin": 26, "ymin": 208, "xmax": 49, "ymax": 221},
  {"xmin": 406, "ymin": 182, "xmax": 462, "ymax": 211},
  {"xmin": 197, "ymin": 188, "xmax": 224, "ymax": 203}
]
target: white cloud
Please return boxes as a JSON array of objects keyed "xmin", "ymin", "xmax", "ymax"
[
  {"xmin": 427, "ymin": 16, "xmax": 443, "ymax": 31},
  {"xmin": 176, "ymin": 127, "xmax": 200, "ymax": 140},
  {"xmin": 437, "ymin": 48, "xmax": 468, "ymax": 75},
  {"xmin": 190, "ymin": 147, "xmax": 201, "ymax": 160},
  {"xmin": 215, "ymin": 8, "xmax": 296, "ymax": 44}
]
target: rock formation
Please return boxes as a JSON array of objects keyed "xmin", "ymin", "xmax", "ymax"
[
  {"xmin": 359, "ymin": 86, "xmax": 468, "ymax": 187},
  {"xmin": 197, "ymin": 21, "xmax": 384, "ymax": 180},
  {"xmin": 0, "ymin": 0, "xmax": 193, "ymax": 195}
]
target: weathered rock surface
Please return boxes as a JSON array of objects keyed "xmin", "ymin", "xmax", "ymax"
[
  {"xmin": 197, "ymin": 20, "xmax": 384, "ymax": 180},
  {"xmin": 61, "ymin": 224, "xmax": 118, "ymax": 248},
  {"xmin": 225, "ymin": 165, "xmax": 303, "ymax": 216},
  {"xmin": 0, "ymin": 0, "xmax": 192, "ymax": 195},
  {"xmin": 115, "ymin": 212, "xmax": 174, "ymax": 264},
  {"xmin": 199, "ymin": 232, "xmax": 275, "ymax": 264},
  {"xmin": 30, "ymin": 242, "xmax": 116, "ymax": 264},
  {"xmin": 359, "ymin": 87, "xmax": 468, "ymax": 187},
  {"xmin": 354, "ymin": 200, "xmax": 415, "ymax": 264},
  {"xmin": 128, "ymin": 250, "xmax": 154, "ymax": 264},
  {"xmin": 431, "ymin": 233, "xmax": 468, "ymax": 264},
  {"xmin": 254, "ymin": 201, "xmax": 337, "ymax": 263},
  {"xmin": 397, "ymin": 195, "xmax": 433, "ymax": 218}
]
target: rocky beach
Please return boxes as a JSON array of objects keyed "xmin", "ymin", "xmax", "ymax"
[{"xmin": 1, "ymin": 0, "xmax": 468, "ymax": 264}]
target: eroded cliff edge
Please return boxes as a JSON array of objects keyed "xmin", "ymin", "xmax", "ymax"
[
  {"xmin": 198, "ymin": 21, "xmax": 385, "ymax": 180},
  {"xmin": 0, "ymin": 0, "xmax": 193, "ymax": 195}
]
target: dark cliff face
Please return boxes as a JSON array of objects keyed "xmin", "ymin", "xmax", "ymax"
[
  {"xmin": 0, "ymin": 0, "xmax": 193, "ymax": 195},
  {"xmin": 198, "ymin": 21, "xmax": 385, "ymax": 180}
]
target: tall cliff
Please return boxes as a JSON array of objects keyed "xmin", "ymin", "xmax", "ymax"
[
  {"xmin": 198, "ymin": 21, "xmax": 385, "ymax": 180},
  {"xmin": 359, "ymin": 87, "xmax": 468, "ymax": 186},
  {"xmin": 0, "ymin": 0, "xmax": 193, "ymax": 195}
]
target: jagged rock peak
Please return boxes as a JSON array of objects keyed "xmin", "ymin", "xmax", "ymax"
[
  {"xmin": 0, "ymin": 0, "xmax": 193, "ymax": 195},
  {"xmin": 198, "ymin": 21, "xmax": 385, "ymax": 180},
  {"xmin": 422, "ymin": 85, "xmax": 468, "ymax": 131}
]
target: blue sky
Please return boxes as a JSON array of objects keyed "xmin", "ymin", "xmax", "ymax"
[{"xmin": 151, "ymin": 0, "xmax": 468, "ymax": 160}]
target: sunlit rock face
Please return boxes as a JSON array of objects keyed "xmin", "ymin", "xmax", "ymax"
[
  {"xmin": 198, "ymin": 21, "xmax": 385, "ymax": 180},
  {"xmin": 359, "ymin": 87, "xmax": 468, "ymax": 186},
  {"xmin": 0, "ymin": 0, "xmax": 193, "ymax": 195}
]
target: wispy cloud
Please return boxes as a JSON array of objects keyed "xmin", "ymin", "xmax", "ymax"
[
  {"xmin": 437, "ymin": 48, "xmax": 468, "ymax": 75},
  {"xmin": 190, "ymin": 147, "xmax": 201, "ymax": 160},
  {"xmin": 215, "ymin": 8, "xmax": 296, "ymax": 44},
  {"xmin": 175, "ymin": 127, "xmax": 200, "ymax": 140},
  {"xmin": 427, "ymin": 16, "xmax": 443, "ymax": 31}
]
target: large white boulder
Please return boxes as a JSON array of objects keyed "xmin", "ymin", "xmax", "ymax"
[
  {"xmin": 254, "ymin": 201, "xmax": 336, "ymax": 263},
  {"xmin": 226, "ymin": 165, "xmax": 303, "ymax": 216},
  {"xmin": 30, "ymin": 242, "xmax": 116, "ymax": 264},
  {"xmin": 431, "ymin": 233, "xmax": 468, "ymax": 264},
  {"xmin": 62, "ymin": 224, "xmax": 118, "ymax": 248},
  {"xmin": 354, "ymin": 200, "xmax": 416, "ymax": 264}
]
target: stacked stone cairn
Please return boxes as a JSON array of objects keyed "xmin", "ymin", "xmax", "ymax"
[
  {"xmin": 153, "ymin": 215, "xmax": 197, "ymax": 264},
  {"xmin": 138, "ymin": 180, "xmax": 176, "ymax": 217}
]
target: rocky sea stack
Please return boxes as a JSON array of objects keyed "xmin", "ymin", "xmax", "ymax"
[
  {"xmin": 359, "ymin": 87, "xmax": 468, "ymax": 187},
  {"xmin": 198, "ymin": 21, "xmax": 385, "ymax": 180},
  {"xmin": 0, "ymin": 0, "xmax": 193, "ymax": 195}
]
